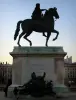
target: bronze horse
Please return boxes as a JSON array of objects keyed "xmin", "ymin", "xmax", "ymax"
[{"xmin": 14, "ymin": 7, "xmax": 59, "ymax": 46}]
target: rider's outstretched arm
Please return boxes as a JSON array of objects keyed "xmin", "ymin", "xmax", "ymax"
[{"xmin": 41, "ymin": 9, "xmax": 47, "ymax": 11}]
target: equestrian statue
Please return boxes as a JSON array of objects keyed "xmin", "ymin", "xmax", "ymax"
[{"xmin": 14, "ymin": 3, "xmax": 59, "ymax": 46}]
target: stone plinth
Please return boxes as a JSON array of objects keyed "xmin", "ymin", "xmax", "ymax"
[
  {"xmin": 8, "ymin": 46, "xmax": 68, "ymax": 98},
  {"xmin": 10, "ymin": 46, "xmax": 66, "ymax": 85}
]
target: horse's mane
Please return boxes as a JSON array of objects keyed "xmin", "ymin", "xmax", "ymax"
[{"xmin": 43, "ymin": 8, "xmax": 53, "ymax": 18}]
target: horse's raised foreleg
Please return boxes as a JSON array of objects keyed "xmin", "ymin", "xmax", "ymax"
[
  {"xmin": 45, "ymin": 32, "xmax": 51, "ymax": 46},
  {"xmin": 17, "ymin": 32, "xmax": 25, "ymax": 47},
  {"xmin": 52, "ymin": 30, "xmax": 59, "ymax": 41},
  {"xmin": 23, "ymin": 31, "xmax": 32, "ymax": 46}
]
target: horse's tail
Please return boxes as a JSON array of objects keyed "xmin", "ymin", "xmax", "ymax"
[{"xmin": 14, "ymin": 20, "xmax": 23, "ymax": 40}]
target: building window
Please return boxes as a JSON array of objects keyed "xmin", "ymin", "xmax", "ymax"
[
  {"xmin": 73, "ymin": 68, "xmax": 75, "ymax": 70},
  {"xmin": 70, "ymin": 74, "xmax": 72, "ymax": 78},
  {"xmin": 73, "ymin": 74, "xmax": 74, "ymax": 78}
]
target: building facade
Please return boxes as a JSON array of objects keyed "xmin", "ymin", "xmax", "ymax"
[
  {"xmin": 64, "ymin": 56, "xmax": 76, "ymax": 85},
  {"xmin": 0, "ymin": 62, "xmax": 12, "ymax": 84}
]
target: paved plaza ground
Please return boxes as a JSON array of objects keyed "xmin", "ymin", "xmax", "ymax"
[
  {"xmin": 0, "ymin": 92, "xmax": 11, "ymax": 100},
  {"xmin": 0, "ymin": 91, "xmax": 76, "ymax": 100}
]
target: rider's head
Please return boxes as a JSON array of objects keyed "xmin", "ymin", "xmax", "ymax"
[{"xmin": 36, "ymin": 3, "xmax": 40, "ymax": 8}]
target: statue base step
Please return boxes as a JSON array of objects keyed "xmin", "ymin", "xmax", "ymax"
[
  {"xmin": 7, "ymin": 84, "xmax": 21, "ymax": 98},
  {"xmin": 54, "ymin": 84, "xmax": 69, "ymax": 96}
]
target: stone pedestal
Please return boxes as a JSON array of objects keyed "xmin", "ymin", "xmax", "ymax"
[{"xmin": 8, "ymin": 46, "xmax": 68, "ymax": 98}]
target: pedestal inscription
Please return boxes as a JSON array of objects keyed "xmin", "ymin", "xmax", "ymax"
[{"xmin": 22, "ymin": 57, "xmax": 55, "ymax": 84}]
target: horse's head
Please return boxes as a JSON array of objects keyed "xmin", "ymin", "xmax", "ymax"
[{"xmin": 48, "ymin": 7, "xmax": 59, "ymax": 19}]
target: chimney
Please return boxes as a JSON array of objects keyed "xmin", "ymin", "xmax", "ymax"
[
  {"xmin": 6, "ymin": 62, "xmax": 7, "ymax": 64},
  {"xmin": 68, "ymin": 56, "xmax": 72, "ymax": 63},
  {"xmin": 3, "ymin": 62, "xmax": 4, "ymax": 64}
]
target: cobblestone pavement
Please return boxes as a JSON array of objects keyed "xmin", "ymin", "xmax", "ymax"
[{"xmin": 0, "ymin": 91, "xmax": 76, "ymax": 100}]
